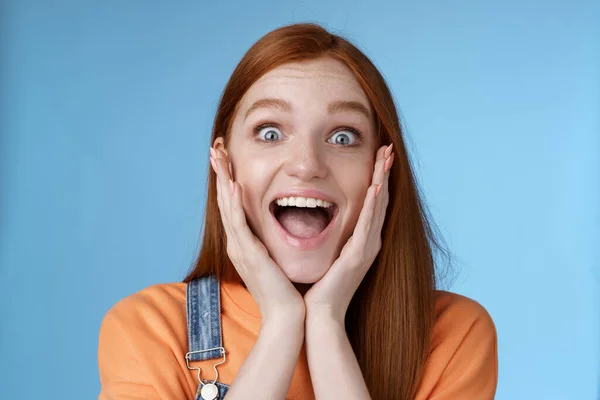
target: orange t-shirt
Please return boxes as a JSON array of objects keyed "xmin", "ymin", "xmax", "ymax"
[{"xmin": 98, "ymin": 281, "xmax": 497, "ymax": 399}]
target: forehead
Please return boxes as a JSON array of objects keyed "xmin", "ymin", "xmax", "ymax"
[{"xmin": 240, "ymin": 57, "xmax": 370, "ymax": 107}]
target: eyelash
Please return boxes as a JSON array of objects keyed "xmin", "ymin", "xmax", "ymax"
[{"xmin": 252, "ymin": 122, "xmax": 364, "ymax": 145}]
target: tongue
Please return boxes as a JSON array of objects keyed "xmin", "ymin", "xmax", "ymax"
[{"xmin": 277, "ymin": 208, "xmax": 329, "ymax": 239}]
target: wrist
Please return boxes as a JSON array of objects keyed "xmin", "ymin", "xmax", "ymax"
[
  {"xmin": 260, "ymin": 314, "xmax": 305, "ymax": 348},
  {"xmin": 305, "ymin": 308, "xmax": 345, "ymax": 331},
  {"xmin": 262, "ymin": 305, "xmax": 305, "ymax": 330},
  {"xmin": 305, "ymin": 304, "xmax": 346, "ymax": 326}
]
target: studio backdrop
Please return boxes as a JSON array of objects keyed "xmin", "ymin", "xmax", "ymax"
[{"xmin": 0, "ymin": 1, "xmax": 598, "ymax": 399}]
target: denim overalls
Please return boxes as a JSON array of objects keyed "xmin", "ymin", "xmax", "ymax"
[{"xmin": 185, "ymin": 274, "xmax": 230, "ymax": 399}]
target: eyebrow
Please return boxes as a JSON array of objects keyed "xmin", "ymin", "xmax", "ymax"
[{"xmin": 244, "ymin": 97, "xmax": 371, "ymax": 121}]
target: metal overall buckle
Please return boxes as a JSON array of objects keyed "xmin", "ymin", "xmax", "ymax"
[{"xmin": 185, "ymin": 346, "xmax": 227, "ymax": 400}]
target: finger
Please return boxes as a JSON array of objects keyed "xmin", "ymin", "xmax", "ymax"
[
  {"xmin": 384, "ymin": 152, "xmax": 394, "ymax": 174},
  {"xmin": 213, "ymin": 152, "xmax": 234, "ymax": 195},
  {"xmin": 383, "ymin": 154, "xmax": 393, "ymax": 203},
  {"xmin": 211, "ymin": 148, "xmax": 232, "ymax": 188},
  {"xmin": 373, "ymin": 145, "xmax": 389, "ymax": 188},
  {"xmin": 211, "ymin": 154, "xmax": 230, "ymax": 207},
  {"xmin": 352, "ymin": 184, "xmax": 379, "ymax": 243},
  {"xmin": 211, "ymin": 156, "xmax": 264, "ymax": 262},
  {"xmin": 228, "ymin": 181, "xmax": 259, "ymax": 249},
  {"xmin": 372, "ymin": 151, "xmax": 395, "ymax": 238},
  {"xmin": 210, "ymin": 149, "xmax": 235, "ymax": 236},
  {"xmin": 357, "ymin": 145, "xmax": 389, "ymax": 239},
  {"xmin": 376, "ymin": 145, "xmax": 387, "ymax": 161},
  {"xmin": 228, "ymin": 181, "xmax": 279, "ymax": 283},
  {"xmin": 213, "ymin": 160, "xmax": 232, "ymax": 237},
  {"xmin": 215, "ymin": 148, "xmax": 234, "ymax": 181},
  {"xmin": 384, "ymin": 143, "xmax": 394, "ymax": 158},
  {"xmin": 214, "ymin": 151, "xmax": 240, "ymax": 239},
  {"xmin": 210, "ymin": 153, "xmax": 222, "ymax": 203},
  {"xmin": 374, "ymin": 159, "xmax": 392, "ymax": 230},
  {"xmin": 212, "ymin": 149, "xmax": 252, "ymax": 238},
  {"xmin": 376, "ymin": 145, "xmax": 395, "ymax": 196}
]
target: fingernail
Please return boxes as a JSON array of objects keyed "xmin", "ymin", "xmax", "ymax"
[
  {"xmin": 210, "ymin": 147, "xmax": 217, "ymax": 159},
  {"xmin": 229, "ymin": 179, "xmax": 234, "ymax": 193},
  {"xmin": 384, "ymin": 143, "xmax": 394, "ymax": 158},
  {"xmin": 210, "ymin": 157, "xmax": 217, "ymax": 172},
  {"xmin": 376, "ymin": 183, "xmax": 382, "ymax": 197}
]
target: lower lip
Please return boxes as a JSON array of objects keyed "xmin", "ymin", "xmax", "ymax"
[{"xmin": 270, "ymin": 207, "xmax": 338, "ymax": 250}]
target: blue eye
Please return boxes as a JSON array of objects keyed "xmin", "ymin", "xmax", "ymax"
[
  {"xmin": 328, "ymin": 129, "xmax": 358, "ymax": 146},
  {"xmin": 255, "ymin": 124, "xmax": 282, "ymax": 142}
]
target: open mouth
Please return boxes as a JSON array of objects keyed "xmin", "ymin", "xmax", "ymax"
[{"xmin": 269, "ymin": 197, "xmax": 338, "ymax": 240}]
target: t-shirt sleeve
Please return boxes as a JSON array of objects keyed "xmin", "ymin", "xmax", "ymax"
[
  {"xmin": 426, "ymin": 295, "xmax": 498, "ymax": 400},
  {"xmin": 97, "ymin": 309, "xmax": 159, "ymax": 400}
]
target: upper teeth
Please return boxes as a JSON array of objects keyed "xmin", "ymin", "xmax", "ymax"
[{"xmin": 275, "ymin": 196, "xmax": 333, "ymax": 208}]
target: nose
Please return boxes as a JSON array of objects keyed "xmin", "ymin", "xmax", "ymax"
[{"xmin": 282, "ymin": 136, "xmax": 328, "ymax": 181}]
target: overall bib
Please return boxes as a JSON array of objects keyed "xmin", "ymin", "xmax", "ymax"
[{"xmin": 186, "ymin": 275, "xmax": 231, "ymax": 399}]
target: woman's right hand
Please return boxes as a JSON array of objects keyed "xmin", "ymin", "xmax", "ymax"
[
  {"xmin": 209, "ymin": 147, "xmax": 305, "ymax": 324},
  {"xmin": 210, "ymin": 147, "xmax": 305, "ymax": 400}
]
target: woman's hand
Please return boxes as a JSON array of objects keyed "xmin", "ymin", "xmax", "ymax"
[
  {"xmin": 303, "ymin": 144, "xmax": 394, "ymax": 323},
  {"xmin": 210, "ymin": 147, "xmax": 306, "ymax": 400},
  {"xmin": 209, "ymin": 147, "xmax": 305, "ymax": 323}
]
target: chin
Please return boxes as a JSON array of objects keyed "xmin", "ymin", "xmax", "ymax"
[{"xmin": 275, "ymin": 254, "xmax": 333, "ymax": 284}]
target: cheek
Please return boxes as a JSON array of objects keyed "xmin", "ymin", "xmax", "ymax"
[
  {"xmin": 344, "ymin": 156, "xmax": 374, "ymax": 197},
  {"xmin": 336, "ymin": 157, "xmax": 374, "ymax": 228},
  {"xmin": 232, "ymin": 156, "xmax": 274, "ymax": 228}
]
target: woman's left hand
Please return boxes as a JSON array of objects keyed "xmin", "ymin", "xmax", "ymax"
[{"xmin": 303, "ymin": 143, "xmax": 395, "ymax": 323}]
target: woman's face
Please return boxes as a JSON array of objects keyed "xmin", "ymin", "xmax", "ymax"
[{"xmin": 217, "ymin": 57, "xmax": 377, "ymax": 284}]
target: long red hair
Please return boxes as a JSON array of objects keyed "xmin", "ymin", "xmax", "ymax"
[{"xmin": 184, "ymin": 23, "xmax": 450, "ymax": 399}]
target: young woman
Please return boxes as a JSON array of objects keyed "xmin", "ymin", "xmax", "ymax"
[{"xmin": 98, "ymin": 23, "xmax": 498, "ymax": 400}]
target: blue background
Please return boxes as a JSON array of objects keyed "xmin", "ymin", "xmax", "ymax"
[{"xmin": 1, "ymin": 1, "xmax": 598, "ymax": 399}]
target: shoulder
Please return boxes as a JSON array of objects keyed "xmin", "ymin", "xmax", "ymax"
[
  {"xmin": 98, "ymin": 282, "xmax": 188, "ymax": 359},
  {"xmin": 97, "ymin": 282, "xmax": 189, "ymax": 398},
  {"xmin": 101, "ymin": 282, "xmax": 187, "ymax": 327},
  {"xmin": 415, "ymin": 291, "xmax": 498, "ymax": 400},
  {"xmin": 431, "ymin": 290, "xmax": 497, "ymax": 362},
  {"xmin": 102, "ymin": 282, "xmax": 187, "ymax": 316},
  {"xmin": 432, "ymin": 290, "xmax": 496, "ymax": 341}
]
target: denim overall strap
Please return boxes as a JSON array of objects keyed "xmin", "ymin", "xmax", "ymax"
[{"xmin": 186, "ymin": 274, "xmax": 230, "ymax": 399}]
